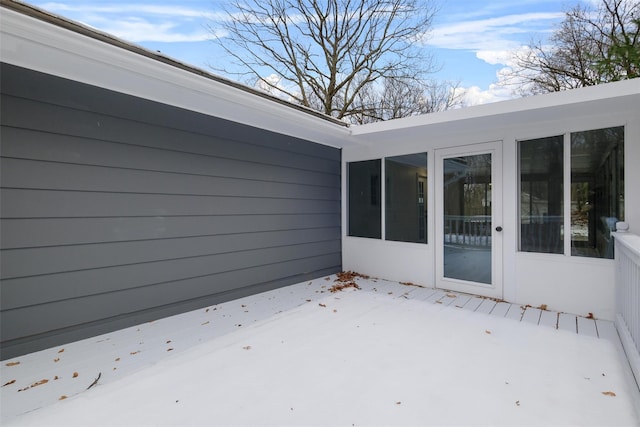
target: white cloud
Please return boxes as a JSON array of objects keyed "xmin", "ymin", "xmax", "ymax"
[
  {"xmin": 34, "ymin": 2, "xmax": 221, "ymax": 42},
  {"xmin": 426, "ymin": 12, "xmax": 563, "ymax": 51}
]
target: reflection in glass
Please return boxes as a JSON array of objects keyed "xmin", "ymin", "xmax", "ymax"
[
  {"xmin": 443, "ymin": 154, "xmax": 492, "ymax": 284},
  {"xmin": 519, "ymin": 136, "xmax": 564, "ymax": 254},
  {"xmin": 571, "ymin": 127, "xmax": 624, "ymax": 259},
  {"xmin": 386, "ymin": 153, "xmax": 428, "ymax": 243},
  {"xmin": 348, "ymin": 160, "xmax": 381, "ymax": 238}
]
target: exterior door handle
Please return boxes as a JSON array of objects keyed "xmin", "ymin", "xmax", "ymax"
[{"xmin": 495, "ymin": 226, "xmax": 503, "ymax": 232}]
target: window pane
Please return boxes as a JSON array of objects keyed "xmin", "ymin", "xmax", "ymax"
[
  {"xmin": 385, "ymin": 153, "xmax": 428, "ymax": 243},
  {"xmin": 571, "ymin": 127, "xmax": 624, "ymax": 259},
  {"xmin": 519, "ymin": 136, "xmax": 564, "ymax": 254},
  {"xmin": 348, "ymin": 160, "xmax": 381, "ymax": 238}
]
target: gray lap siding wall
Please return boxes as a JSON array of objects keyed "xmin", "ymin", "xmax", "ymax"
[{"xmin": 0, "ymin": 63, "xmax": 342, "ymax": 359}]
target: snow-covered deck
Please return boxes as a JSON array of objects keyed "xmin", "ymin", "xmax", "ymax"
[{"xmin": 2, "ymin": 274, "xmax": 639, "ymax": 426}]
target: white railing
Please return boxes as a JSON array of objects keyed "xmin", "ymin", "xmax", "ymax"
[
  {"xmin": 444, "ymin": 215, "xmax": 491, "ymax": 247},
  {"xmin": 613, "ymin": 231, "xmax": 640, "ymax": 388}
]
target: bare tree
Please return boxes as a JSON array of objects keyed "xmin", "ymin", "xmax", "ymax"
[
  {"xmin": 210, "ymin": 0, "xmax": 438, "ymax": 121},
  {"xmin": 350, "ymin": 76, "xmax": 464, "ymax": 124},
  {"xmin": 509, "ymin": 0, "xmax": 639, "ymax": 94}
]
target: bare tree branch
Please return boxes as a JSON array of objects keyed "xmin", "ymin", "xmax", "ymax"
[{"xmin": 209, "ymin": 0, "xmax": 439, "ymax": 121}]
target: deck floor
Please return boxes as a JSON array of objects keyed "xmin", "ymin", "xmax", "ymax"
[{"xmin": 2, "ymin": 274, "xmax": 639, "ymax": 425}]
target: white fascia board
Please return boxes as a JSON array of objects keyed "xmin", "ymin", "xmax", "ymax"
[
  {"xmin": 0, "ymin": 7, "xmax": 353, "ymax": 148},
  {"xmin": 352, "ymin": 78, "xmax": 640, "ymax": 138}
]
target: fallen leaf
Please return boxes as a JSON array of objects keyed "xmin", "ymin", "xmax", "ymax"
[
  {"xmin": 400, "ymin": 282, "xmax": 424, "ymax": 288},
  {"xmin": 329, "ymin": 281, "xmax": 361, "ymax": 293},
  {"xmin": 446, "ymin": 293, "xmax": 457, "ymax": 298},
  {"xmin": 485, "ymin": 330, "xmax": 492, "ymax": 334},
  {"xmin": 115, "ymin": 358, "xmax": 120, "ymax": 362},
  {"xmin": 538, "ymin": 304, "xmax": 548, "ymax": 311},
  {"xmin": 54, "ymin": 358, "xmax": 60, "ymax": 363},
  {"xmin": 54, "ymin": 376, "xmax": 59, "ymax": 380},
  {"xmin": 166, "ymin": 340, "xmax": 172, "ymax": 344},
  {"xmin": 516, "ymin": 400, "xmax": 520, "ymax": 406},
  {"xmin": 59, "ymin": 395, "xmax": 67, "ymax": 401},
  {"xmin": 58, "ymin": 349, "xmax": 65, "ymax": 353},
  {"xmin": 201, "ymin": 321, "xmax": 210, "ymax": 325},
  {"xmin": 5, "ymin": 361, "xmax": 20, "ymax": 367},
  {"xmin": 586, "ymin": 312, "xmax": 595, "ymax": 319},
  {"xmin": 130, "ymin": 351, "xmax": 140, "ymax": 355},
  {"xmin": 602, "ymin": 391, "xmax": 616, "ymax": 397},
  {"xmin": 396, "ymin": 401, "xmax": 401, "ymax": 405},
  {"xmin": 30, "ymin": 379, "xmax": 49, "ymax": 388},
  {"xmin": 72, "ymin": 372, "xmax": 79, "ymax": 378},
  {"xmin": 2, "ymin": 380, "xmax": 16, "ymax": 387},
  {"xmin": 306, "ymin": 299, "xmax": 312, "ymax": 302},
  {"xmin": 333, "ymin": 309, "xmax": 337, "ymax": 313},
  {"xmin": 319, "ymin": 303, "xmax": 327, "ymax": 308},
  {"xmin": 167, "ymin": 348, "xmax": 174, "ymax": 352},
  {"xmin": 243, "ymin": 346, "xmax": 252, "ymax": 350}
]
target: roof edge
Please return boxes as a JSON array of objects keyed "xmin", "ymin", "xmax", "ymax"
[{"xmin": 0, "ymin": 0, "xmax": 348, "ymax": 128}]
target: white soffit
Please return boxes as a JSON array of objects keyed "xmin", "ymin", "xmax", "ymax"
[{"xmin": 0, "ymin": 4, "xmax": 353, "ymax": 148}]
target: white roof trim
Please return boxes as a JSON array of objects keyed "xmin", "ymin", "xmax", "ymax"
[
  {"xmin": 0, "ymin": 2, "xmax": 353, "ymax": 148},
  {"xmin": 352, "ymin": 77, "xmax": 640, "ymax": 136}
]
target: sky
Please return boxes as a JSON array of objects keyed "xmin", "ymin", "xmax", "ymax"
[{"xmin": 28, "ymin": 0, "xmax": 598, "ymax": 106}]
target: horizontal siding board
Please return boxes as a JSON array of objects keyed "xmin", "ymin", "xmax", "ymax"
[
  {"xmin": 0, "ymin": 214, "xmax": 340, "ymax": 249},
  {"xmin": 0, "ymin": 157, "xmax": 340, "ymax": 200},
  {"xmin": 0, "ymin": 189, "xmax": 340, "ymax": 218},
  {"xmin": 1, "ymin": 253, "xmax": 341, "ymax": 341},
  {"xmin": 0, "ymin": 266, "xmax": 340, "ymax": 359},
  {"xmin": 1, "ymin": 241, "xmax": 341, "ymax": 310},
  {"xmin": 1, "ymin": 127, "xmax": 340, "ymax": 187},
  {"xmin": 1, "ymin": 63, "xmax": 340, "ymax": 162},
  {"xmin": 2, "ymin": 101, "xmax": 340, "ymax": 176},
  {"xmin": 0, "ymin": 63, "xmax": 342, "ymax": 358},
  {"xmin": 1, "ymin": 228, "xmax": 340, "ymax": 279}
]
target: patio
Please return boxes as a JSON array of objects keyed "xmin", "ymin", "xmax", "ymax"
[{"xmin": 2, "ymin": 274, "xmax": 639, "ymax": 426}]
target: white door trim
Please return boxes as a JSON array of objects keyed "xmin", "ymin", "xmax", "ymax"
[{"xmin": 435, "ymin": 141, "xmax": 503, "ymax": 299}]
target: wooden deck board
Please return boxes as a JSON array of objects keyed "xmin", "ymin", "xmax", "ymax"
[
  {"xmin": 504, "ymin": 304, "xmax": 524, "ymax": 321},
  {"xmin": 522, "ymin": 307, "xmax": 542, "ymax": 324},
  {"xmin": 452, "ymin": 294, "xmax": 472, "ymax": 308},
  {"xmin": 439, "ymin": 292, "xmax": 459, "ymax": 306},
  {"xmin": 461, "ymin": 296, "xmax": 484, "ymax": 312},
  {"xmin": 538, "ymin": 310, "xmax": 558, "ymax": 329},
  {"xmin": 595, "ymin": 320, "xmax": 618, "ymax": 341},
  {"xmin": 426, "ymin": 290, "xmax": 448, "ymax": 304},
  {"xmin": 475, "ymin": 299, "xmax": 496, "ymax": 314},
  {"xmin": 576, "ymin": 316, "xmax": 598, "ymax": 338},
  {"xmin": 557, "ymin": 313, "xmax": 577, "ymax": 333},
  {"xmin": 490, "ymin": 302, "xmax": 512, "ymax": 318}
]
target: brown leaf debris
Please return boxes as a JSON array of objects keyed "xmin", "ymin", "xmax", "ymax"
[
  {"xmin": 601, "ymin": 391, "xmax": 616, "ymax": 397},
  {"xmin": 329, "ymin": 282, "xmax": 361, "ymax": 293},
  {"xmin": 2, "ymin": 380, "xmax": 16, "ymax": 387},
  {"xmin": 5, "ymin": 361, "xmax": 20, "ymax": 367},
  {"xmin": 400, "ymin": 281, "xmax": 425, "ymax": 288}
]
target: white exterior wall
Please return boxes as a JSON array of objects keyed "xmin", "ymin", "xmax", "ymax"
[{"xmin": 343, "ymin": 81, "xmax": 640, "ymax": 320}]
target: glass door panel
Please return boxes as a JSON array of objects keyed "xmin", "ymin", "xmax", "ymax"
[{"xmin": 443, "ymin": 154, "xmax": 492, "ymax": 284}]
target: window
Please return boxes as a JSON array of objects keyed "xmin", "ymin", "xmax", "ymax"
[
  {"xmin": 385, "ymin": 153, "xmax": 428, "ymax": 243},
  {"xmin": 571, "ymin": 127, "xmax": 624, "ymax": 259},
  {"xmin": 348, "ymin": 160, "xmax": 381, "ymax": 238},
  {"xmin": 519, "ymin": 127, "xmax": 624, "ymax": 259},
  {"xmin": 519, "ymin": 136, "xmax": 564, "ymax": 254}
]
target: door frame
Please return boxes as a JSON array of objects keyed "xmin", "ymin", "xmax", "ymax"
[{"xmin": 434, "ymin": 141, "xmax": 503, "ymax": 299}]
